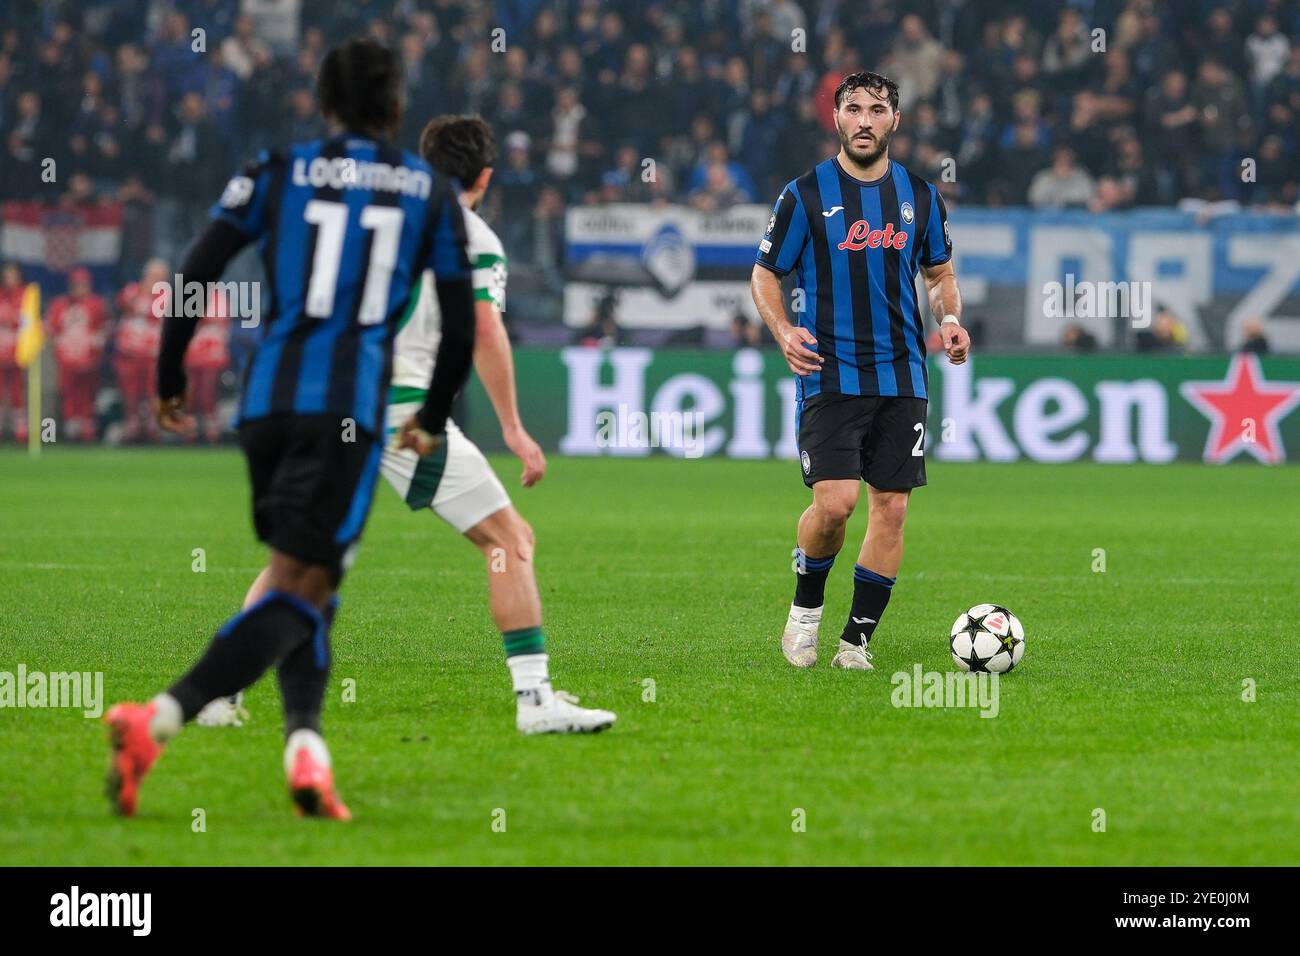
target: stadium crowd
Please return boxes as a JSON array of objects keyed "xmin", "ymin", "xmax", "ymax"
[{"xmin": 0, "ymin": 0, "xmax": 1297, "ymax": 442}]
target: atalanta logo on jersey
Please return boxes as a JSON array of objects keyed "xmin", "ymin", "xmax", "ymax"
[
  {"xmin": 800, "ymin": 450, "xmax": 811, "ymax": 475},
  {"xmin": 901, "ymin": 202, "xmax": 914, "ymax": 224}
]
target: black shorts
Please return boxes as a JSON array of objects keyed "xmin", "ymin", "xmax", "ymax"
[
  {"xmin": 797, "ymin": 394, "xmax": 928, "ymax": 490},
  {"xmin": 238, "ymin": 414, "xmax": 383, "ymax": 581}
]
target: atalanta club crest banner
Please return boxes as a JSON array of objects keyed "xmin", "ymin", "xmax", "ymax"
[
  {"xmin": 565, "ymin": 203, "xmax": 771, "ymax": 330},
  {"xmin": 0, "ymin": 201, "xmax": 123, "ymax": 295},
  {"xmin": 459, "ymin": 349, "xmax": 1300, "ymax": 465}
]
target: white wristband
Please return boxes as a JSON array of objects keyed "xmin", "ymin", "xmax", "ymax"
[{"xmin": 940, "ymin": 314, "xmax": 960, "ymax": 326}]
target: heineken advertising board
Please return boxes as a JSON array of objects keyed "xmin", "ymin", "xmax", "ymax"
[{"xmin": 460, "ymin": 349, "xmax": 1300, "ymax": 465}]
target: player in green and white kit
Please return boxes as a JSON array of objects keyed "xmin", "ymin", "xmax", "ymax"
[{"xmin": 201, "ymin": 117, "xmax": 614, "ymax": 735}]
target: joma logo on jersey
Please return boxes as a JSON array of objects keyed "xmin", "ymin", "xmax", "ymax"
[{"xmin": 837, "ymin": 220, "xmax": 908, "ymax": 251}]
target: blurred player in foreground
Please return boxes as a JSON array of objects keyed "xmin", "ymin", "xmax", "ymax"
[
  {"xmin": 201, "ymin": 117, "xmax": 615, "ymax": 735},
  {"xmin": 103, "ymin": 39, "xmax": 477, "ymax": 819},
  {"xmin": 751, "ymin": 71, "xmax": 970, "ymax": 672}
]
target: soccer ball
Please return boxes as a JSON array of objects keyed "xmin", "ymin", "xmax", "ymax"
[{"xmin": 950, "ymin": 604, "xmax": 1025, "ymax": 673}]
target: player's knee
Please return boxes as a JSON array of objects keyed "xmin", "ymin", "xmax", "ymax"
[
  {"xmin": 871, "ymin": 493, "xmax": 909, "ymax": 530},
  {"xmin": 470, "ymin": 510, "xmax": 533, "ymax": 562},
  {"xmin": 815, "ymin": 493, "xmax": 856, "ymax": 526},
  {"xmin": 514, "ymin": 516, "xmax": 535, "ymax": 562}
]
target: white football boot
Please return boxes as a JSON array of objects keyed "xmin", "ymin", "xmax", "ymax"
[
  {"xmin": 195, "ymin": 692, "xmax": 249, "ymax": 727},
  {"xmin": 830, "ymin": 639, "xmax": 874, "ymax": 671},
  {"xmin": 517, "ymin": 689, "xmax": 616, "ymax": 735},
  {"xmin": 781, "ymin": 605, "xmax": 822, "ymax": 667}
]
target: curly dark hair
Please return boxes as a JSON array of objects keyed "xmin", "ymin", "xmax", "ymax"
[
  {"xmin": 418, "ymin": 115, "xmax": 499, "ymax": 187},
  {"xmin": 316, "ymin": 38, "xmax": 402, "ymax": 138},
  {"xmin": 834, "ymin": 71, "xmax": 900, "ymax": 112}
]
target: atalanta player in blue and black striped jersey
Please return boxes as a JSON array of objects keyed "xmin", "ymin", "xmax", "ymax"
[
  {"xmin": 751, "ymin": 71, "xmax": 971, "ymax": 674},
  {"xmin": 104, "ymin": 39, "xmax": 475, "ymax": 821}
]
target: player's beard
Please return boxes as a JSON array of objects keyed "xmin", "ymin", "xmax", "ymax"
[{"xmin": 839, "ymin": 122, "xmax": 893, "ymax": 167}]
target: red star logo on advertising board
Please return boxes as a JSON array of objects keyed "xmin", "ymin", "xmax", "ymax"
[{"xmin": 1180, "ymin": 354, "xmax": 1300, "ymax": 464}]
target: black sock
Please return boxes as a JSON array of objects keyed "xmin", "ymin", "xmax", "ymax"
[
  {"xmin": 840, "ymin": 565, "xmax": 895, "ymax": 646},
  {"xmin": 278, "ymin": 596, "xmax": 337, "ymax": 736},
  {"xmin": 792, "ymin": 548, "xmax": 836, "ymax": 609},
  {"xmin": 168, "ymin": 591, "xmax": 323, "ymax": 722}
]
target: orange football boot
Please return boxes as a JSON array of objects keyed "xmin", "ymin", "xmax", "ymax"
[
  {"xmin": 287, "ymin": 746, "xmax": 352, "ymax": 821},
  {"xmin": 104, "ymin": 702, "xmax": 162, "ymax": 816}
]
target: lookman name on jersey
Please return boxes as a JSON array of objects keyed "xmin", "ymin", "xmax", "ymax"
[
  {"xmin": 211, "ymin": 135, "xmax": 471, "ymax": 437},
  {"xmin": 755, "ymin": 157, "xmax": 951, "ymax": 402}
]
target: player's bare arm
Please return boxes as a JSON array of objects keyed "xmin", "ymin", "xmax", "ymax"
[
  {"xmin": 751, "ymin": 264, "xmax": 822, "ymax": 376},
  {"xmin": 473, "ymin": 298, "xmax": 546, "ymax": 486},
  {"xmin": 922, "ymin": 259, "xmax": 969, "ymax": 365}
]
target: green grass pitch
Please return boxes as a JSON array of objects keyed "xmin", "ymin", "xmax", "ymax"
[{"xmin": 0, "ymin": 447, "xmax": 1296, "ymax": 866}]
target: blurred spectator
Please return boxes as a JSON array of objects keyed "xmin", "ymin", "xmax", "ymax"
[
  {"xmin": 1095, "ymin": 51, "xmax": 1138, "ymax": 124},
  {"xmin": 1135, "ymin": 307, "xmax": 1189, "ymax": 353},
  {"xmin": 731, "ymin": 312, "xmax": 762, "ymax": 349},
  {"xmin": 1029, "ymin": 146, "xmax": 1096, "ymax": 209},
  {"xmin": 186, "ymin": 288, "xmax": 231, "ymax": 444},
  {"xmin": 221, "ymin": 14, "xmax": 271, "ymax": 81},
  {"xmin": 1145, "ymin": 69, "xmax": 1197, "ymax": 160},
  {"xmin": 597, "ymin": 145, "xmax": 647, "ymax": 203},
  {"xmin": 772, "ymin": 50, "xmax": 817, "ymax": 111},
  {"xmin": 1246, "ymin": 15, "xmax": 1291, "ymax": 99},
  {"xmin": 495, "ymin": 131, "xmax": 541, "ymax": 258},
  {"xmin": 1109, "ymin": 135, "xmax": 1164, "ymax": 206},
  {"xmin": 113, "ymin": 260, "xmax": 167, "ymax": 443},
  {"xmin": 1238, "ymin": 318, "xmax": 1271, "ymax": 355},
  {"xmin": 529, "ymin": 184, "xmax": 568, "ymax": 292},
  {"xmin": 0, "ymin": 263, "xmax": 26, "ymax": 442},
  {"xmin": 576, "ymin": 291, "xmax": 622, "ymax": 348},
  {"xmin": 885, "ymin": 15, "xmax": 945, "ymax": 110},
  {"xmin": 157, "ymin": 92, "xmax": 225, "ymax": 255},
  {"xmin": 1245, "ymin": 135, "xmax": 1299, "ymax": 208},
  {"xmin": 689, "ymin": 162, "xmax": 748, "ymax": 211},
  {"xmin": 1193, "ymin": 59, "xmax": 1248, "ymax": 146},
  {"xmin": 47, "ymin": 268, "xmax": 109, "ymax": 442},
  {"xmin": 151, "ymin": 10, "xmax": 203, "ymax": 102},
  {"xmin": 543, "ymin": 86, "xmax": 599, "ymax": 193},
  {"xmin": 1063, "ymin": 90, "xmax": 1110, "ymax": 176},
  {"xmin": 116, "ymin": 175, "xmax": 158, "ymax": 287},
  {"xmin": 1062, "ymin": 323, "xmax": 1099, "ymax": 353},
  {"xmin": 1089, "ymin": 176, "xmax": 1130, "ymax": 212},
  {"xmin": 734, "ymin": 89, "xmax": 785, "ymax": 197},
  {"xmin": 3, "ymin": 91, "xmax": 54, "ymax": 197},
  {"xmin": 284, "ymin": 86, "xmax": 324, "ymax": 143},
  {"xmin": 199, "ymin": 47, "xmax": 241, "ymax": 140},
  {"xmin": 1041, "ymin": 8, "xmax": 1091, "ymax": 88},
  {"xmin": 686, "ymin": 141, "xmax": 756, "ymax": 201}
]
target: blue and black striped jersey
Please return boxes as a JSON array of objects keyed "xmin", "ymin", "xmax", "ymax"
[
  {"xmin": 211, "ymin": 133, "xmax": 471, "ymax": 436},
  {"xmin": 755, "ymin": 157, "xmax": 951, "ymax": 401}
]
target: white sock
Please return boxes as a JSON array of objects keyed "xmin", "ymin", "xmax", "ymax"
[
  {"xmin": 148, "ymin": 693, "xmax": 182, "ymax": 742},
  {"xmin": 284, "ymin": 728, "xmax": 331, "ymax": 775},
  {"xmin": 508, "ymin": 653, "xmax": 553, "ymax": 706},
  {"xmin": 790, "ymin": 603, "xmax": 823, "ymax": 617}
]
